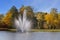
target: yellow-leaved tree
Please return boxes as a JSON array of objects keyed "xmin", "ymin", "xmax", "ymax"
[{"xmin": 2, "ymin": 6, "xmax": 18, "ymax": 28}]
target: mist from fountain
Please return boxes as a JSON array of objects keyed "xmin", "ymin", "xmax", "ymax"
[{"xmin": 14, "ymin": 10, "xmax": 32, "ymax": 32}]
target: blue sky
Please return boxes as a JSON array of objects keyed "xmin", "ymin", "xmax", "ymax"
[{"xmin": 0, "ymin": 0, "xmax": 60, "ymax": 14}]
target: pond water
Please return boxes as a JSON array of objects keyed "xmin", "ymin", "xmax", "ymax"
[{"xmin": 0, "ymin": 31, "xmax": 60, "ymax": 40}]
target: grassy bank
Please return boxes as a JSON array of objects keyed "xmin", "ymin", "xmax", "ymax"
[
  {"xmin": 31, "ymin": 29, "xmax": 60, "ymax": 32},
  {"xmin": 8, "ymin": 29, "xmax": 60, "ymax": 32},
  {"xmin": 0, "ymin": 28, "xmax": 60, "ymax": 32}
]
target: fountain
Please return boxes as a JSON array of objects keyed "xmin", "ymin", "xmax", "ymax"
[{"xmin": 14, "ymin": 10, "xmax": 32, "ymax": 32}]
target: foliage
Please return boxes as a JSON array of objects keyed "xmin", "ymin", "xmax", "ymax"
[
  {"xmin": 1, "ymin": 6, "xmax": 18, "ymax": 28},
  {"xmin": 0, "ymin": 6, "xmax": 60, "ymax": 29}
]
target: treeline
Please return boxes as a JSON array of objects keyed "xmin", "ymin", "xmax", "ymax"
[{"xmin": 0, "ymin": 6, "xmax": 60, "ymax": 29}]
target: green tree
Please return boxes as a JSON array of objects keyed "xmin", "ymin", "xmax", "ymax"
[{"xmin": 25, "ymin": 6, "xmax": 34, "ymax": 21}]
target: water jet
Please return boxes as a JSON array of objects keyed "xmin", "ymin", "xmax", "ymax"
[{"xmin": 14, "ymin": 10, "xmax": 32, "ymax": 32}]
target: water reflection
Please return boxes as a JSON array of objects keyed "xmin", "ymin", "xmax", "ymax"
[{"xmin": 0, "ymin": 31, "xmax": 60, "ymax": 40}]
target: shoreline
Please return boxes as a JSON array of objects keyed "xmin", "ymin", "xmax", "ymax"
[
  {"xmin": 8, "ymin": 29, "xmax": 60, "ymax": 32},
  {"xmin": 0, "ymin": 28, "xmax": 60, "ymax": 32}
]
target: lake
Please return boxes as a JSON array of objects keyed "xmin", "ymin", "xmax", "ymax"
[{"xmin": 0, "ymin": 31, "xmax": 60, "ymax": 40}]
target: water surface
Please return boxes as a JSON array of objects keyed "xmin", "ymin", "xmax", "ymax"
[{"xmin": 0, "ymin": 31, "xmax": 60, "ymax": 40}]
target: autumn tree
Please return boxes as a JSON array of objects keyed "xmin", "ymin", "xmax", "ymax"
[
  {"xmin": 57, "ymin": 13, "xmax": 60, "ymax": 28},
  {"xmin": 0, "ymin": 14, "xmax": 4, "ymax": 28},
  {"xmin": 0, "ymin": 14, "xmax": 4, "ymax": 22},
  {"xmin": 50, "ymin": 8, "xmax": 58, "ymax": 19},
  {"xmin": 35, "ymin": 12, "xmax": 45, "ymax": 29},
  {"xmin": 50, "ymin": 8, "xmax": 58, "ymax": 29},
  {"xmin": 45, "ymin": 8, "xmax": 58, "ymax": 29},
  {"xmin": 45, "ymin": 14, "xmax": 53, "ymax": 29},
  {"xmin": 2, "ymin": 6, "xmax": 18, "ymax": 28}
]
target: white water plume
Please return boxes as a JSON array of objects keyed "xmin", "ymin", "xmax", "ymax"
[{"xmin": 14, "ymin": 10, "xmax": 32, "ymax": 32}]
